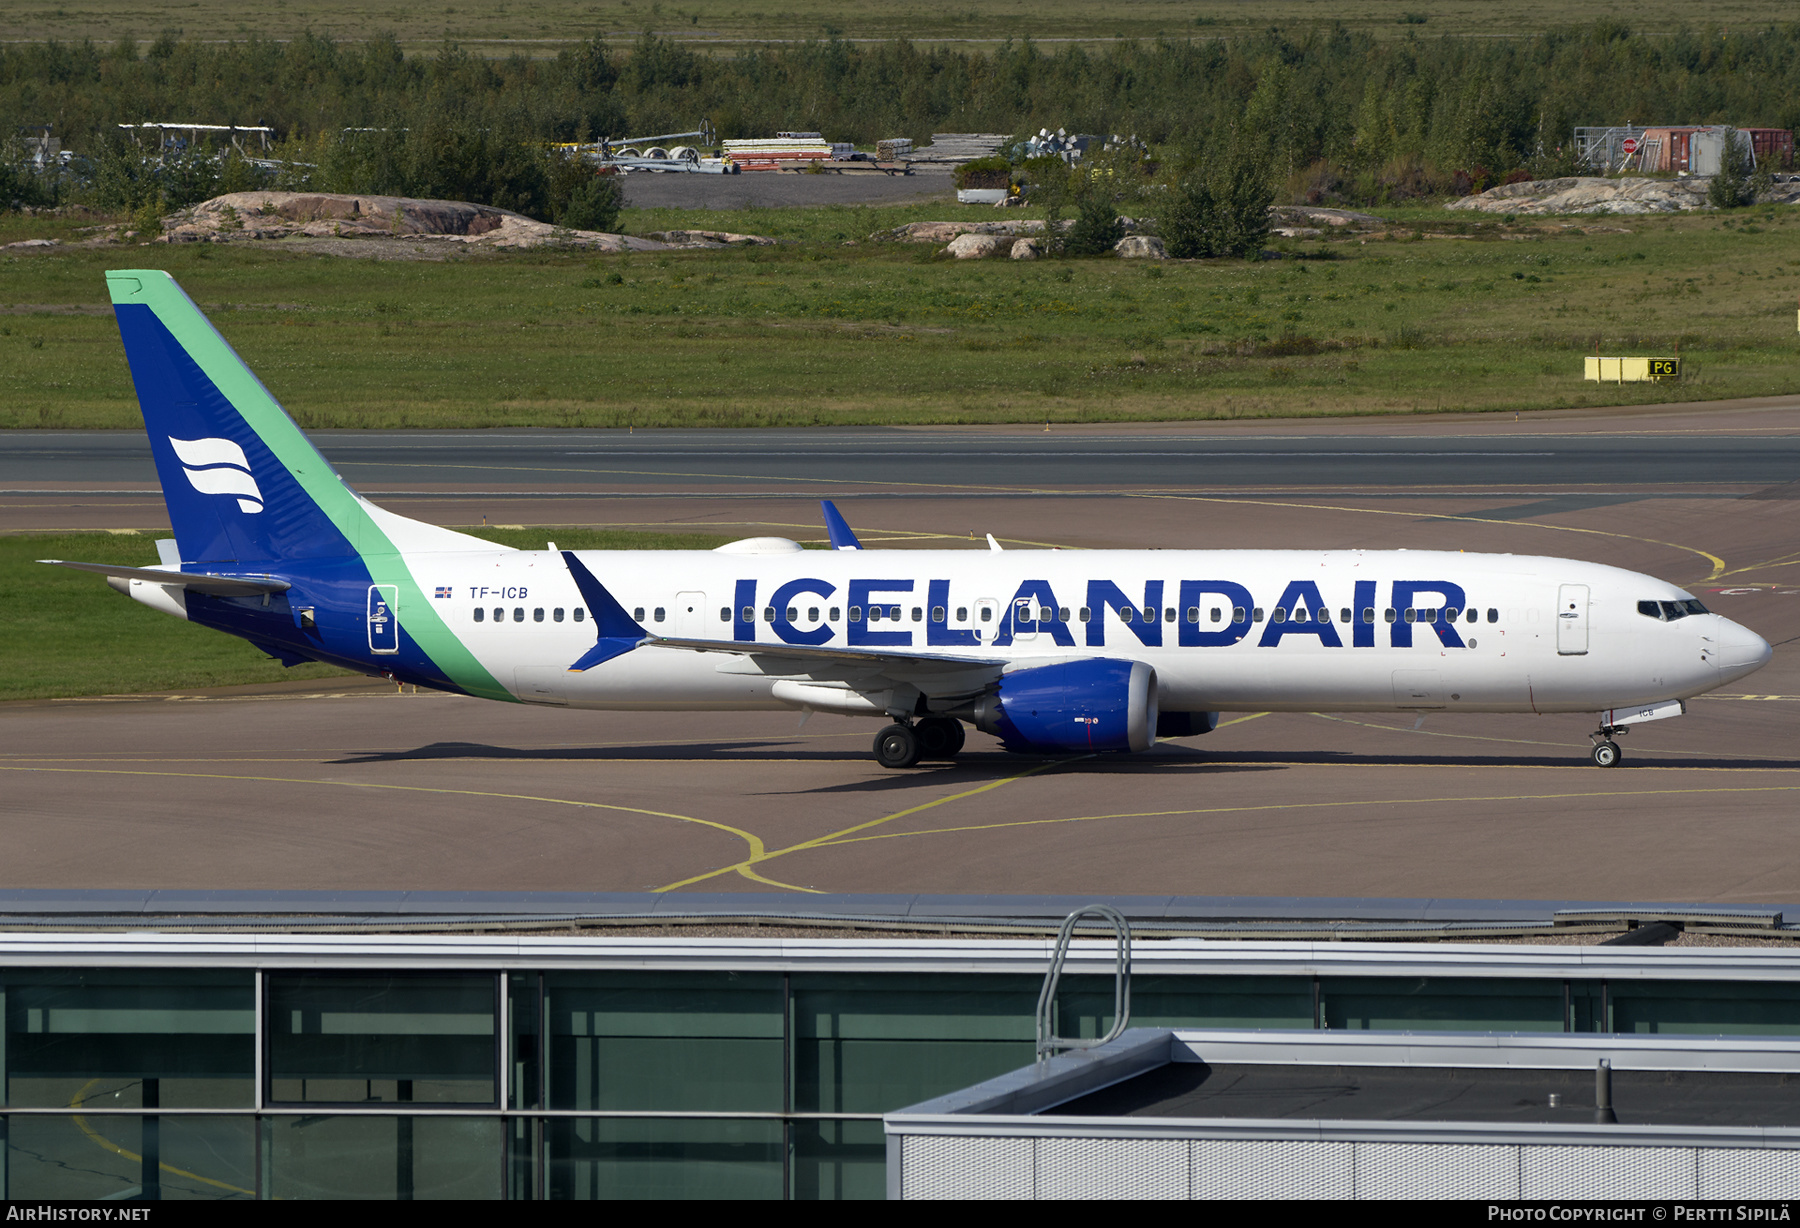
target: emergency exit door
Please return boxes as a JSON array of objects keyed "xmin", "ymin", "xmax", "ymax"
[{"xmin": 1556, "ymin": 584, "xmax": 1589, "ymax": 656}]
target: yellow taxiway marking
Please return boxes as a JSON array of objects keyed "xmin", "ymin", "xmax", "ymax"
[
  {"xmin": 1131, "ymin": 492, "xmax": 1728, "ymax": 581},
  {"xmin": 1309, "ymin": 713, "xmax": 1800, "ymax": 762},
  {"xmin": 806, "ymin": 784, "xmax": 1800, "ymax": 848},
  {"xmin": 70, "ymin": 1079, "xmax": 256, "ymax": 1198},
  {"xmin": 654, "ymin": 759, "xmax": 1077, "ymax": 893},
  {"xmin": 0, "ymin": 766, "xmax": 766, "ymax": 861}
]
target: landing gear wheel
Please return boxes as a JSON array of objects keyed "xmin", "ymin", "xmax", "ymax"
[
  {"xmin": 873, "ymin": 723, "xmax": 921, "ymax": 769},
  {"xmin": 1592, "ymin": 740, "xmax": 1622, "ymax": 768},
  {"xmin": 913, "ymin": 716, "xmax": 965, "ymax": 760}
]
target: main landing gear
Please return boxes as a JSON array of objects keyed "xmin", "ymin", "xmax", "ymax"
[
  {"xmin": 872, "ymin": 716, "xmax": 966, "ymax": 769},
  {"xmin": 1589, "ymin": 722, "xmax": 1626, "ymax": 768}
]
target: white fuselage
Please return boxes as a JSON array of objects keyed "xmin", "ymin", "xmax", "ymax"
[{"xmin": 411, "ymin": 545, "xmax": 1770, "ymax": 715}]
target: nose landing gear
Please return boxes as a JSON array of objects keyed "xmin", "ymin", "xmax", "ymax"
[{"xmin": 1589, "ymin": 722, "xmax": 1626, "ymax": 768}]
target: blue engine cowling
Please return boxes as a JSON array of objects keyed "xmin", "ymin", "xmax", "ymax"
[{"xmin": 960, "ymin": 658, "xmax": 1159, "ymax": 753}]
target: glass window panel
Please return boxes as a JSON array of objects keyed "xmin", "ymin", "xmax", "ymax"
[
  {"xmin": 1053, "ymin": 975, "xmax": 1315, "ymax": 1038},
  {"xmin": 4, "ymin": 970, "xmax": 254, "ymax": 1108},
  {"xmin": 265, "ymin": 1114, "xmax": 501, "ymax": 1200},
  {"xmin": 546, "ymin": 1117, "xmax": 781, "ymax": 1200},
  {"xmin": 1610, "ymin": 981, "xmax": 1800, "ymax": 1036},
  {"xmin": 5, "ymin": 1114, "xmax": 256, "ymax": 1201},
  {"xmin": 1321, "ymin": 977, "xmax": 1564, "ymax": 1032},
  {"xmin": 791, "ymin": 1117, "xmax": 886, "ymax": 1201},
  {"xmin": 267, "ymin": 974, "xmax": 496, "ymax": 1105},
  {"xmin": 544, "ymin": 973, "xmax": 781, "ymax": 1112},
  {"xmin": 790, "ymin": 974, "xmax": 1037, "ymax": 1114}
]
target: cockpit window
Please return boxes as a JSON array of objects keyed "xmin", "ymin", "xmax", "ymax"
[{"xmin": 1640, "ymin": 598, "xmax": 1708, "ymax": 622}]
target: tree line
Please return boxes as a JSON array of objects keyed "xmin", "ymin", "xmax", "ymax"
[{"xmin": 4, "ymin": 23, "xmax": 1798, "ymax": 217}]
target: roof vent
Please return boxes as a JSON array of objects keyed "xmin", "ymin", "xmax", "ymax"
[{"xmin": 713, "ymin": 536, "xmax": 805, "ymax": 555}]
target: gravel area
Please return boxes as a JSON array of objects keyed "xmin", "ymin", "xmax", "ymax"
[{"xmin": 622, "ymin": 168, "xmax": 956, "ymax": 209}]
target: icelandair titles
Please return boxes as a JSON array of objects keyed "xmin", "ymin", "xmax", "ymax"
[{"xmin": 722, "ymin": 577, "xmax": 1474, "ymax": 649}]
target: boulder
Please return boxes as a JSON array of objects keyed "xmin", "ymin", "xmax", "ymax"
[
  {"xmin": 946, "ymin": 234, "xmax": 1004, "ymax": 259},
  {"xmin": 1114, "ymin": 235, "xmax": 1167, "ymax": 259},
  {"xmin": 1010, "ymin": 238, "xmax": 1040, "ymax": 260}
]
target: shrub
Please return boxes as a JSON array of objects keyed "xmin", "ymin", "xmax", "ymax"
[
  {"xmin": 954, "ymin": 155, "xmax": 1013, "ymax": 191},
  {"xmin": 1708, "ymin": 132, "xmax": 1753, "ymax": 210},
  {"xmin": 1160, "ymin": 150, "xmax": 1273, "ymax": 260},
  {"xmin": 1064, "ymin": 191, "xmax": 1124, "ymax": 256}
]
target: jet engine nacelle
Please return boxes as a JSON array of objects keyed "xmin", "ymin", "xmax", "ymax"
[{"xmin": 960, "ymin": 658, "xmax": 1159, "ymax": 753}]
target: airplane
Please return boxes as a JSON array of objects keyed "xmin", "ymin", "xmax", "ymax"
[{"xmin": 42, "ymin": 270, "xmax": 1773, "ymax": 770}]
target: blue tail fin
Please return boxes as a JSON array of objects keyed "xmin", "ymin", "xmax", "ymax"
[{"xmin": 107, "ymin": 270, "xmax": 369, "ymax": 564}]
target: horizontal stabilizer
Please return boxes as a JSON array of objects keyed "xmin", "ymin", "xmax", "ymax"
[{"xmin": 39, "ymin": 559, "xmax": 290, "ymax": 596}]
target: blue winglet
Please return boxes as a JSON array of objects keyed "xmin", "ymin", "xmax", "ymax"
[
  {"xmin": 562, "ymin": 551, "xmax": 647, "ymax": 671},
  {"xmin": 821, "ymin": 500, "xmax": 862, "ymax": 551}
]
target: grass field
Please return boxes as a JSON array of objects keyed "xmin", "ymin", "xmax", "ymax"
[
  {"xmin": 10, "ymin": 1, "xmax": 1800, "ymax": 51},
  {"xmin": 2, "ymin": 527, "xmax": 738, "ymax": 702},
  {"xmin": 2, "ymin": 200, "xmax": 1797, "ymax": 429}
]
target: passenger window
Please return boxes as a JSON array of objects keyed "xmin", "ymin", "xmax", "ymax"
[
  {"xmin": 1272, "ymin": 608, "xmax": 1287, "ymax": 624},
  {"xmin": 513, "ymin": 608, "xmax": 524, "ymax": 622},
  {"xmin": 1466, "ymin": 608, "xmax": 1477, "ymax": 624},
  {"xmin": 785, "ymin": 606, "xmax": 797, "ymax": 622},
  {"xmin": 1252, "ymin": 607, "xmax": 1264, "ymax": 623},
  {"xmin": 932, "ymin": 607, "xmax": 945, "ymax": 623},
  {"xmin": 1164, "ymin": 608, "xmax": 1175, "ymax": 623},
  {"xmin": 534, "ymin": 608, "xmax": 545, "ymax": 622},
  {"xmin": 719, "ymin": 607, "xmax": 731, "ymax": 622},
  {"xmin": 554, "ymin": 608, "xmax": 564, "ymax": 623},
  {"xmin": 1362, "ymin": 608, "xmax": 1374, "ymax": 624},
  {"xmin": 1079, "ymin": 607, "xmax": 1091, "ymax": 622},
  {"xmin": 492, "ymin": 608, "xmax": 502, "ymax": 622},
  {"xmin": 955, "ymin": 607, "xmax": 966, "ymax": 621},
  {"xmin": 978, "ymin": 607, "xmax": 991, "ymax": 623},
  {"xmin": 1340, "ymin": 608, "xmax": 1351, "ymax": 623},
  {"xmin": 654, "ymin": 607, "xmax": 666, "ymax": 623},
  {"xmin": 912, "ymin": 607, "xmax": 923, "ymax": 622},
  {"xmin": 1142, "ymin": 607, "xmax": 1156, "ymax": 623},
  {"xmin": 1209, "ymin": 608, "xmax": 1220, "ymax": 623},
  {"xmin": 573, "ymin": 608, "xmax": 584, "ymax": 622},
  {"xmin": 850, "ymin": 606, "xmax": 864, "ymax": 622},
  {"xmin": 1384, "ymin": 609, "xmax": 1397, "ymax": 623},
  {"xmin": 1118, "ymin": 607, "xmax": 1133, "ymax": 624},
  {"xmin": 890, "ymin": 606, "xmax": 902, "ymax": 620},
  {"xmin": 1487, "ymin": 608, "xmax": 1498, "ymax": 623},
  {"xmin": 762, "ymin": 607, "xmax": 775, "ymax": 622},
  {"xmin": 1059, "ymin": 607, "xmax": 1070, "ymax": 622},
  {"xmin": 869, "ymin": 607, "xmax": 882, "ymax": 622},
  {"xmin": 1232, "ymin": 607, "xmax": 1246, "ymax": 623},
  {"xmin": 1445, "ymin": 607, "xmax": 1460, "ymax": 622},
  {"xmin": 1403, "ymin": 609, "xmax": 1416, "ymax": 623},
  {"xmin": 809, "ymin": 607, "xmax": 820, "ymax": 622},
  {"xmin": 741, "ymin": 606, "xmax": 754, "ymax": 623},
  {"xmin": 831, "ymin": 607, "xmax": 841, "ymax": 621},
  {"xmin": 633, "ymin": 607, "xmax": 645, "ymax": 621},
  {"xmin": 473, "ymin": 608, "xmax": 485, "ymax": 623},
  {"xmin": 1423, "ymin": 609, "xmax": 1437, "ymax": 624}
]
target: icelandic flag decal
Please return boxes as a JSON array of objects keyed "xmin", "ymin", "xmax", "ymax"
[{"xmin": 434, "ymin": 586, "xmax": 453, "ymax": 599}]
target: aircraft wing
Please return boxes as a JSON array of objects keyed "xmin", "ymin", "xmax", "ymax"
[
  {"xmin": 644, "ymin": 636, "xmax": 1007, "ymax": 696},
  {"xmin": 39, "ymin": 559, "xmax": 291, "ymax": 596}
]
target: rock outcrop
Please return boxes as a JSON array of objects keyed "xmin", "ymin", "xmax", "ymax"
[
  {"xmin": 1114, "ymin": 235, "xmax": 1167, "ymax": 259},
  {"xmin": 945, "ymin": 233, "xmax": 1005, "ymax": 259},
  {"xmin": 156, "ymin": 191, "xmax": 771, "ymax": 250},
  {"xmin": 1447, "ymin": 175, "xmax": 1800, "ymax": 215}
]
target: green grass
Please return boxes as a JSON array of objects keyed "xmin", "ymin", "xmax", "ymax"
[
  {"xmin": 3, "ymin": 201, "xmax": 1798, "ymax": 429},
  {"xmin": 0, "ymin": 527, "xmax": 737, "ymax": 701},
  {"xmin": 12, "ymin": 0, "xmax": 1800, "ymax": 51}
]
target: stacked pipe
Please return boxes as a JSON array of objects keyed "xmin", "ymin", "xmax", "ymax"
[{"xmin": 722, "ymin": 136, "xmax": 834, "ymax": 171}]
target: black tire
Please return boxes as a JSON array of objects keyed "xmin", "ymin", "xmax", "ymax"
[
  {"xmin": 873, "ymin": 723, "xmax": 921, "ymax": 769},
  {"xmin": 1592, "ymin": 740, "xmax": 1621, "ymax": 768},
  {"xmin": 914, "ymin": 716, "xmax": 965, "ymax": 759}
]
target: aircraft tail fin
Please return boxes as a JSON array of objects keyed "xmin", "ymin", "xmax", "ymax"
[{"xmin": 107, "ymin": 269, "xmax": 495, "ymax": 565}]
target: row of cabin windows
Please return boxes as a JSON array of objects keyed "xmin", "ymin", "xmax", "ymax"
[
  {"xmin": 475, "ymin": 603, "xmax": 1505, "ymax": 628},
  {"xmin": 473, "ymin": 607, "xmax": 586, "ymax": 623}
]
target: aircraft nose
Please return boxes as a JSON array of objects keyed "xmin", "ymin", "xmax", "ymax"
[{"xmin": 1715, "ymin": 618, "xmax": 1773, "ymax": 680}]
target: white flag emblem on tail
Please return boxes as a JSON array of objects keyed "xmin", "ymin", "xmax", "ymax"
[{"xmin": 168, "ymin": 436, "xmax": 264, "ymax": 513}]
